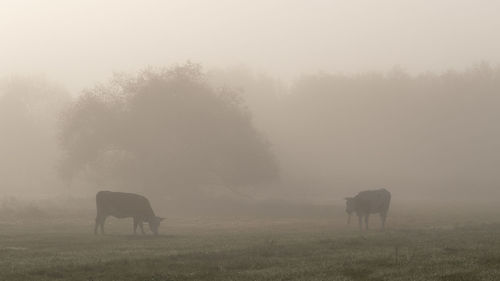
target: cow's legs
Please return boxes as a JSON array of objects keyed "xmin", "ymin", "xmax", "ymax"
[
  {"xmin": 364, "ymin": 214, "xmax": 369, "ymax": 230},
  {"xmin": 95, "ymin": 214, "xmax": 106, "ymax": 235},
  {"xmin": 139, "ymin": 221, "xmax": 145, "ymax": 235},
  {"xmin": 94, "ymin": 215, "xmax": 101, "ymax": 235},
  {"xmin": 99, "ymin": 216, "xmax": 107, "ymax": 235},
  {"xmin": 133, "ymin": 217, "xmax": 139, "ymax": 234},
  {"xmin": 380, "ymin": 212, "xmax": 387, "ymax": 230},
  {"xmin": 358, "ymin": 215, "xmax": 363, "ymax": 230},
  {"xmin": 133, "ymin": 218, "xmax": 145, "ymax": 235}
]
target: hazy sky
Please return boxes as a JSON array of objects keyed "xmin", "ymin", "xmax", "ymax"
[{"xmin": 1, "ymin": 0, "xmax": 499, "ymax": 93}]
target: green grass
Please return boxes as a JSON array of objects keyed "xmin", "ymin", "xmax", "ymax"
[{"xmin": 0, "ymin": 211, "xmax": 500, "ymax": 280}]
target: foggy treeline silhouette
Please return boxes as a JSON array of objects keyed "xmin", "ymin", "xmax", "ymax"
[
  {"xmin": 1, "ymin": 63, "xmax": 500, "ymax": 203},
  {"xmin": 0, "ymin": 77, "xmax": 69, "ymax": 196},
  {"xmin": 59, "ymin": 64, "xmax": 278, "ymax": 197},
  {"xmin": 273, "ymin": 63, "xmax": 500, "ymax": 200}
]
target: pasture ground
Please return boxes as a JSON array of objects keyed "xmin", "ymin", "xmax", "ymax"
[{"xmin": 0, "ymin": 201, "xmax": 499, "ymax": 280}]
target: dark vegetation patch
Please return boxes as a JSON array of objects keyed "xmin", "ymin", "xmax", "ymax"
[
  {"xmin": 440, "ymin": 271, "xmax": 480, "ymax": 281},
  {"xmin": 477, "ymin": 254, "xmax": 500, "ymax": 266},
  {"xmin": 340, "ymin": 265, "xmax": 374, "ymax": 280}
]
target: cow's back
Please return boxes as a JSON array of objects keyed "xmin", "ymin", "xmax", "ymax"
[
  {"xmin": 355, "ymin": 188, "xmax": 391, "ymax": 214},
  {"xmin": 96, "ymin": 191, "xmax": 155, "ymax": 219}
]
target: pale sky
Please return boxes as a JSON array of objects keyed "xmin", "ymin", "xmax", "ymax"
[{"xmin": 1, "ymin": 0, "xmax": 500, "ymax": 93}]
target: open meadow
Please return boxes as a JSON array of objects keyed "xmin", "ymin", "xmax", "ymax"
[
  {"xmin": 4, "ymin": 2, "xmax": 500, "ymax": 280},
  {"xmin": 0, "ymin": 200, "xmax": 499, "ymax": 281}
]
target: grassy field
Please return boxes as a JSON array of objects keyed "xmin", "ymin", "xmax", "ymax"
[{"xmin": 0, "ymin": 203, "xmax": 500, "ymax": 281}]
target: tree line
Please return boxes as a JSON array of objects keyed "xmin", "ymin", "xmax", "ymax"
[{"xmin": 1, "ymin": 63, "xmax": 500, "ymax": 200}]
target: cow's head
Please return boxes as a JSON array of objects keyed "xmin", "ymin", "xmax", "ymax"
[
  {"xmin": 345, "ymin": 197, "xmax": 357, "ymax": 224},
  {"xmin": 345, "ymin": 197, "xmax": 357, "ymax": 214},
  {"xmin": 148, "ymin": 216, "xmax": 165, "ymax": 235}
]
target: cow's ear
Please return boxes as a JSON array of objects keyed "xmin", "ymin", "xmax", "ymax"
[
  {"xmin": 158, "ymin": 217, "xmax": 165, "ymax": 222},
  {"xmin": 344, "ymin": 197, "xmax": 351, "ymax": 200}
]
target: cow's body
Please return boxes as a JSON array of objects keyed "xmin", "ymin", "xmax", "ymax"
[
  {"xmin": 345, "ymin": 188, "xmax": 391, "ymax": 230},
  {"xmin": 94, "ymin": 191, "xmax": 163, "ymax": 235}
]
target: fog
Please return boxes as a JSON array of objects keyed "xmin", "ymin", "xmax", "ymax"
[
  {"xmin": 2, "ymin": 1, "xmax": 500, "ymax": 214},
  {"xmin": 2, "ymin": 0, "xmax": 500, "ymax": 92},
  {"xmin": 5, "ymin": 3, "xmax": 500, "ymax": 280}
]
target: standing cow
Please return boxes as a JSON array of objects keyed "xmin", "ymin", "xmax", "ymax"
[
  {"xmin": 345, "ymin": 188, "xmax": 391, "ymax": 230},
  {"xmin": 94, "ymin": 191, "xmax": 164, "ymax": 235}
]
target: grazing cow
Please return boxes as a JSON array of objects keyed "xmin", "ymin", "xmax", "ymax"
[
  {"xmin": 94, "ymin": 191, "xmax": 164, "ymax": 235},
  {"xmin": 345, "ymin": 188, "xmax": 391, "ymax": 230}
]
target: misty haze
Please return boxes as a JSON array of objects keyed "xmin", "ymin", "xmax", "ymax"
[{"xmin": 1, "ymin": 1, "xmax": 500, "ymax": 280}]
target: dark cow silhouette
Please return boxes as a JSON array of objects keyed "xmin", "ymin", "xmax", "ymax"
[
  {"xmin": 94, "ymin": 191, "xmax": 164, "ymax": 235},
  {"xmin": 345, "ymin": 188, "xmax": 391, "ymax": 230}
]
